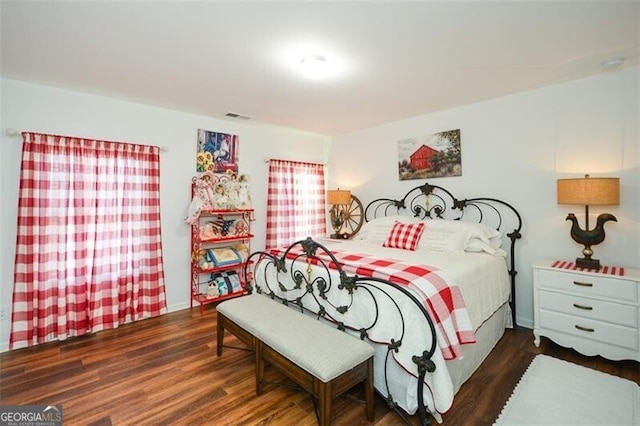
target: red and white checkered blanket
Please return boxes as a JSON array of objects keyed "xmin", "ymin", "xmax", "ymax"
[{"xmin": 269, "ymin": 247, "xmax": 476, "ymax": 360}]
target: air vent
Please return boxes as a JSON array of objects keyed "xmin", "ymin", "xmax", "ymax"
[{"xmin": 225, "ymin": 111, "xmax": 252, "ymax": 120}]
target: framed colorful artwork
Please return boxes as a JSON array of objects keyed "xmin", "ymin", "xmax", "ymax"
[
  {"xmin": 397, "ymin": 129, "xmax": 461, "ymax": 181},
  {"xmin": 196, "ymin": 129, "xmax": 239, "ymax": 173}
]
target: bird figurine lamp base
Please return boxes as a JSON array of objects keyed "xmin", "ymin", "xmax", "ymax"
[
  {"xmin": 576, "ymin": 253, "xmax": 601, "ymax": 270},
  {"xmin": 565, "ymin": 206, "xmax": 617, "ymax": 271}
]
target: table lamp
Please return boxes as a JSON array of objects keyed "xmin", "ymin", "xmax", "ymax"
[
  {"xmin": 557, "ymin": 174, "xmax": 619, "ymax": 269},
  {"xmin": 327, "ymin": 189, "xmax": 351, "ymax": 239}
]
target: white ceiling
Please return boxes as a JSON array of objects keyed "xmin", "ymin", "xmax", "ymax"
[{"xmin": 1, "ymin": 1, "xmax": 638, "ymax": 136}]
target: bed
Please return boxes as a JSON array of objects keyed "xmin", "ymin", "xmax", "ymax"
[{"xmin": 243, "ymin": 182, "xmax": 522, "ymax": 425}]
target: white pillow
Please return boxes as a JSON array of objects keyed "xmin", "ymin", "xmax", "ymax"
[
  {"xmin": 423, "ymin": 218, "xmax": 501, "ymax": 242},
  {"xmin": 465, "ymin": 238, "xmax": 507, "ymax": 256},
  {"xmin": 417, "ymin": 229, "xmax": 468, "ymax": 254},
  {"xmin": 422, "ymin": 218, "xmax": 506, "ymax": 255}
]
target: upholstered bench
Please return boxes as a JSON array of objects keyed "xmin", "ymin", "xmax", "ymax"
[{"xmin": 216, "ymin": 294, "xmax": 375, "ymax": 425}]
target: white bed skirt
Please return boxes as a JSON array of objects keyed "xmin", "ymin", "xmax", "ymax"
[{"xmin": 376, "ymin": 302, "xmax": 511, "ymax": 421}]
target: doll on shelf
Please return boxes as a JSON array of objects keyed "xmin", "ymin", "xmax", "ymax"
[
  {"xmin": 237, "ymin": 174, "xmax": 252, "ymax": 209},
  {"xmin": 206, "ymin": 281, "xmax": 219, "ymax": 298},
  {"xmin": 212, "ymin": 182, "xmax": 229, "ymax": 210},
  {"xmin": 225, "ymin": 170, "xmax": 240, "ymax": 209},
  {"xmin": 199, "ymin": 221, "xmax": 217, "ymax": 239},
  {"xmin": 185, "ymin": 171, "xmax": 216, "ymax": 224},
  {"xmin": 234, "ymin": 219, "xmax": 248, "ymax": 236}
]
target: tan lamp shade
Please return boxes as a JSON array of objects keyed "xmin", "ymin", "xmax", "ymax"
[
  {"xmin": 327, "ymin": 189, "xmax": 351, "ymax": 205},
  {"xmin": 557, "ymin": 176, "xmax": 620, "ymax": 206}
]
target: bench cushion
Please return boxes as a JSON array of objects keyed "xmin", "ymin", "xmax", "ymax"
[{"xmin": 217, "ymin": 294, "xmax": 375, "ymax": 382}]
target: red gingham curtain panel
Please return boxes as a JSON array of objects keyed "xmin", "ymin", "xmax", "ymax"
[
  {"xmin": 265, "ymin": 159, "xmax": 326, "ymax": 248},
  {"xmin": 9, "ymin": 132, "xmax": 167, "ymax": 350}
]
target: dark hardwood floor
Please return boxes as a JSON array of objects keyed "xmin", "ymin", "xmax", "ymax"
[{"xmin": 1, "ymin": 305, "xmax": 638, "ymax": 426}]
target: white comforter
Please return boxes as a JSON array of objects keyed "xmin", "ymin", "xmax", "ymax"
[{"xmin": 323, "ymin": 240, "xmax": 511, "ymax": 331}]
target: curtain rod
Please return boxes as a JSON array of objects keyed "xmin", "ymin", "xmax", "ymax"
[
  {"xmin": 265, "ymin": 158, "xmax": 326, "ymax": 166},
  {"xmin": 4, "ymin": 128, "xmax": 169, "ymax": 152}
]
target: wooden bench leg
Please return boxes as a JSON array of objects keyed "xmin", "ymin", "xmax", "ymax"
[
  {"xmin": 255, "ymin": 339, "xmax": 265, "ymax": 395},
  {"xmin": 317, "ymin": 379, "xmax": 331, "ymax": 426},
  {"xmin": 365, "ymin": 357, "xmax": 374, "ymax": 421},
  {"xmin": 216, "ymin": 312, "xmax": 225, "ymax": 357}
]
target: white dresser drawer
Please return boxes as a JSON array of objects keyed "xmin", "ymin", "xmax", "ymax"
[
  {"xmin": 539, "ymin": 309, "xmax": 639, "ymax": 351},
  {"xmin": 534, "ymin": 260, "xmax": 640, "ymax": 361},
  {"xmin": 538, "ymin": 290, "xmax": 637, "ymax": 327},
  {"xmin": 536, "ymin": 269, "xmax": 638, "ymax": 303}
]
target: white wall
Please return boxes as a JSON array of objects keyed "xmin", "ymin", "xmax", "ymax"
[
  {"xmin": 329, "ymin": 67, "xmax": 639, "ymax": 328},
  {"xmin": 0, "ymin": 78, "xmax": 330, "ymax": 352}
]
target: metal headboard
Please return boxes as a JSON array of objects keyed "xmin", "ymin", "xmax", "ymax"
[{"xmin": 364, "ymin": 182, "xmax": 523, "ymax": 326}]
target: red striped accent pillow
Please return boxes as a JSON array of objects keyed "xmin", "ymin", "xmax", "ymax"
[{"xmin": 383, "ymin": 220, "xmax": 426, "ymax": 251}]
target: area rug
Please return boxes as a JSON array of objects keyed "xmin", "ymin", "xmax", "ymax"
[{"xmin": 494, "ymin": 354, "xmax": 639, "ymax": 425}]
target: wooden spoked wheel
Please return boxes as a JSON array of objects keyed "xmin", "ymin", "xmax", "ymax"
[{"xmin": 340, "ymin": 195, "xmax": 364, "ymax": 238}]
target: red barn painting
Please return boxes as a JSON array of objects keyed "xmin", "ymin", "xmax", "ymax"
[
  {"xmin": 397, "ymin": 129, "xmax": 461, "ymax": 180},
  {"xmin": 409, "ymin": 144, "xmax": 439, "ymax": 170}
]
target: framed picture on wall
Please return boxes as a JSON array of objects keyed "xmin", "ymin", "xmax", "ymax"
[
  {"xmin": 397, "ymin": 129, "xmax": 461, "ymax": 181},
  {"xmin": 196, "ymin": 129, "xmax": 239, "ymax": 173}
]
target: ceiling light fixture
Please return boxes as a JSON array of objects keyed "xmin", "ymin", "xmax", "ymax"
[{"xmin": 300, "ymin": 54, "xmax": 329, "ymax": 79}]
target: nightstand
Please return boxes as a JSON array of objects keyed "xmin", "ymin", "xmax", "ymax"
[{"xmin": 533, "ymin": 259, "xmax": 639, "ymax": 362}]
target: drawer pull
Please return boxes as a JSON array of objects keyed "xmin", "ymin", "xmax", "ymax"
[
  {"xmin": 575, "ymin": 325, "xmax": 595, "ymax": 333},
  {"xmin": 572, "ymin": 303, "xmax": 593, "ymax": 311},
  {"xmin": 573, "ymin": 281, "xmax": 593, "ymax": 287}
]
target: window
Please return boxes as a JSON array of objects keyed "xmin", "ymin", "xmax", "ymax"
[{"xmin": 265, "ymin": 159, "xmax": 326, "ymax": 248}]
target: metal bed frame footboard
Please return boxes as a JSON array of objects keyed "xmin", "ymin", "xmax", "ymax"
[
  {"xmin": 364, "ymin": 182, "xmax": 523, "ymax": 326},
  {"xmin": 243, "ymin": 237, "xmax": 438, "ymax": 426}
]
